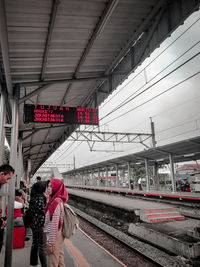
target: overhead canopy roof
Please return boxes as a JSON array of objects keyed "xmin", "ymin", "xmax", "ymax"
[
  {"xmin": 63, "ymin": 136, "xmax": 200, "ymax": 174},
  {"xmin": 0, "ymin": 0, "xmax": 200, "ymax": 174}
]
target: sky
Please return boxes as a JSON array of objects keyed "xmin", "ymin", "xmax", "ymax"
[{"xmin": 47, "ymin": 8, "xmax": 200, "ymax": 172}]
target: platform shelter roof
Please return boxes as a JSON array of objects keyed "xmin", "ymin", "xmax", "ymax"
[
  {"xmin": 1, "ymin": 0, "xmax": 200, "ymax": 173},
  {"xmin": 63, "ymin": 136, "xmax": 200, "ymax": 174}
]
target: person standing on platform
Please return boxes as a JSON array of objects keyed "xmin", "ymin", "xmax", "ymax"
[
  {"xmin": 36, "ymin": 176, "xmax": 42, "ymax": 182},
  {"xmin": 130, "ymin": 179, "xmax": 134, "ymax": 190},
  {"xmin": 29, "ymin": 181, "xmax": 47, "ymax": 267},
  {"xmin": 44, "ymin": 179, "xmax": 68, "ymax": 267},
  {"xmin": 138, "ymin": 177, "xmax": 143, "ymax": 191},
  {"xmin": 0, "ymin": 164, "xmax": 15, "ymax": 188},
  {"xmin": 0, "ymin": 164, "xmax": 15, "ymax": 254}
]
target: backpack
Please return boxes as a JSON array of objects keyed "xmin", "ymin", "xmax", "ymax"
[{"xmin": 62, "ymin": 203, "xmax": 79, "ymax": 239}]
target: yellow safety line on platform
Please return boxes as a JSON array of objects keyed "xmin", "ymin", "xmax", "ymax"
[
  {"xmin": 79, "ymin": 228, "xmax": 127, "ymax": 267},
  {"xmin": 64, "ymin": 238, "xmax": 90, "ymax": 267}
]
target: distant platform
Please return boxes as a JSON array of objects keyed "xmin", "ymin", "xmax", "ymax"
[{"xmin": 66, "ymin": 185, "xmax": 200, "ymax": 202}]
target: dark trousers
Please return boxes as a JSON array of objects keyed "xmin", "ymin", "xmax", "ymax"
[
  {"xmin": 0, "ymin": 229, "xmax": 4, "ymax": 253},
  {"xmin": 30, "ymin": 228, "xmax": 47, "ymax": 267},
  {"xmin": 139, "ymin": 184, "xmax": 142, "ymax": 191}
]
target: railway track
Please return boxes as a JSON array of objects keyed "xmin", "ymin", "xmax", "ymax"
[
  {"xmin": 70, "ymin": 203, "xmax": 192, "ymax": 267},
  {"xmin": 78, "ymin": 216, "xmax": 156, "ymax": 267}
]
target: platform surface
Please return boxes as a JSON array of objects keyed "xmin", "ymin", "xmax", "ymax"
[
  {"xmin": 67, "ymin": 188, "xmax": 175, "ymax": 211},
  {"xmin": 0, "ymin": 228, "xmax": 124, "ymax": 267}
]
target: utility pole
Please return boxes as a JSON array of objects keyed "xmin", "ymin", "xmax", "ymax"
[
  {"xmin": 150, "ymin": 117, "xmax": 156, "ymax": 148},
  {"xmin": 73, "ymin": 155, "xmax": 76, "ymax": 170}
]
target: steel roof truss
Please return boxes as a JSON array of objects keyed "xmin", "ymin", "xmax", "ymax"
[
  {"xmin": 72, "ymin": 130, "xmax": 152, "ymax": 144},
  {"xmin": 0, "ymin": 0, "xmax": 12, "ymax": 95},
  {"xmin": 41, "ymin": 0, "xmax": 60, "ymax": 81},
  {"xmin": 74, "ymin": 0, "xmax": 119, "ymax": 76},
  {"xmin": 20, "ymin": 124, "xmax": 69, "ymax": 133}
]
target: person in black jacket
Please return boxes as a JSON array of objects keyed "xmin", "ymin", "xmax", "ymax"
[{"xmin": 29, "ymin": 181, "xmax": 47, "ymax": 267}]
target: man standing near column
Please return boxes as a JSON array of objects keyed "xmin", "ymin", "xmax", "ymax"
[
  {"xmin": 0, "ymin": 165, "xmax": 14, "ymax": 188},
  {"xmin": 0, "ymin": 164, "xmax": 15, "ymax": 253}
]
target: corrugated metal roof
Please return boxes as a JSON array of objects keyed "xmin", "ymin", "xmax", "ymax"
[
  {"xmin": 63, "ymin": 136, "xmax": 200, "ymax": 174},
  {"xmin": 1, "ymin": 0, "xmax": 200, "ymax": 174}
]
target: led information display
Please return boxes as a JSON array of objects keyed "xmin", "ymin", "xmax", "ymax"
[{"xmin": 24, "ymin": 104, "xmax": 99, "ymax": 125}]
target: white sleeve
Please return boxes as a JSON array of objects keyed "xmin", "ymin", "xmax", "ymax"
[{"xmin": 14, "ymin": 201, "xmax": 23, "ymax": 209}]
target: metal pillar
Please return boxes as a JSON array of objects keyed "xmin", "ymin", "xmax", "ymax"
[
  {"xmin": 5, "ymin": 87, "xmax": 19, "ymax": 267},
  {"xmin": 15, "ymin": 137, "xmax": 23, "ymax": 188},
  {"xmin": 115, "ymin": 164, "xmax": 119, "ymax": 188},
  {"xmin": 81, "ymin": 172, "xmax": 84, "ymax": 185},
  {"xmin": 91, "ymin": 170, "xmax": 94, "ymax": 185},
  {"xmin": 78, "ymin": 173, "xmax": 80, "ymax": 185},
  {"xmin": 145, "ymin": 158, "xmax": 150, "ymax": 191},
  {"xmin": 127, "ymin": 162, "xmax": 131, "ymax": 190},
  {"xmin": 73, "ymin": 173, "xmax": 75, "ymax": 185},
  {"xmin": 150, "ymin": 117, "xmax": 156, "ymax": 148},
  {"xmin": 106, "ymin": 166, "xmax": 108, "ymax": 187},
  {"xmin": 98, "ymin": 168, "xmax": 100, "ymax": 186},
  {"xmin": 169, "ymin": 153, "xmax": 176, "ymax": 192},
  {"xmin": 0, "ymin": 88, "xmax": 7, "ymax": 220},
  {"xmin": 0, "ymin": 87, "xmax": 6, "ymax": 165},
  {"xmin": 153, "ymin": 163, "xmax": 159, "ymax": 190}
]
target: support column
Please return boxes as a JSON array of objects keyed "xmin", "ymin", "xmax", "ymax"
[
  {"xmin": 15, "ymin": 137, "xmax": 23, "ymax": 188},
  {"xmin": 0, "ymin": 87, "xmax": 6, "ymax": 165},
  {"xmin": 81, "ymin": 172, "xmax": 84, "ymax": 185},
  {"xmin": 150, "ymin": 117, "xmax": 156, "ymax": 148},
  {"xmin": 169, "ymin": 153, "xmax": 176, "ymax": 192},
  {"xmin": 153, "ymin": 163, "xmax": 159, "ymax": 190},
  {"xmin": 0, "ymin": 87, "xmax": 7, "ymax": 221},
  {"xmin": 5, "ymin": 87, "xmax": 19, "ymax": 267},
  {"xmin": 145, "ymin": 158, "xmax": 150, "ymax": 191},
  {"xmin": 106, "ymin": 166, "xmax": 108, "ymax": 187},
  {"xmin": 92, "ymin": 170, "xmax": 94, "ymax": 186},
  {"xmin": 98, "ymin": 168, "xmax": 100, "ymax": 186},
  {"xmin": 127, "ymin": 161, "xmax": 131, "ymax": 190},
  {"xmin": 115, "ymin": 164, "xmax": 119, "ymax": 188},
  {"xmin": 78, "ymin": 173, "xmax": 80, "ymax": 185}
]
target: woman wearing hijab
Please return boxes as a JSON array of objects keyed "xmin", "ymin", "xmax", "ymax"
[
  {"xmin": 29, "ymin": 181, "xmax": 47, "ymax": 267},
  {"xmin": 44, "ymin": 179, "xmax": 68, "ymax": 267}
]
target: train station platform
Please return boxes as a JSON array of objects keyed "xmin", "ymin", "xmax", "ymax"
[
  {"xmin": 0, "ymin": 228, "xmax": 124, "ymax": 267},
  {"xmin": 67, "ymin": 185, "xmax": 200, "ymax": 202},
  {"xmin": 67, "ymin": 187, "xmax": 200, "ymax": 259},
  {"xmin": 67, "ymin": 187, "xmax": 175, "ymax": 212}
]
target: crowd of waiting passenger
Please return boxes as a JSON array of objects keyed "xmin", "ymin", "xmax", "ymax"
[{"xmin": 0, "ymin": 164, "xmax": 68, "ymax": 267}]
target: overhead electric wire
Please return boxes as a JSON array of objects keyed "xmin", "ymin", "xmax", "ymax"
[
  {"xmin": 100, "ymin": 16, "xmax": 200, "ymax": 109},
  {"xmin": 151, "ymin": 95, "xmax": 200, "ymax": 120},
  {"xmin": 157, "ymin": 117, "xmax": 200, "ymax": 134},
  {"xmin": 124, "ymin": 95, "xmax": 200, "ymax": 134},
  {"xmin": 53, "ymin": 140, "xmax": 83, "ymax": 162},
  {"xmin": 51, "ymin": 140, "xmax": 77, "ymax": 162},
  {"xmin": 100, "ymin": 48, "xmax": 200, "ymax": 122},
  {"xmin": 111, "ymin": 39, "xmax": 200, "ymax": 114},
  {"xmin": 101, "ymin": 69, "xmax": 200, "ymax": 126},
  {"xmin": 157, "ymin": 128, "xmax": 200, "ymax": 143}
]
